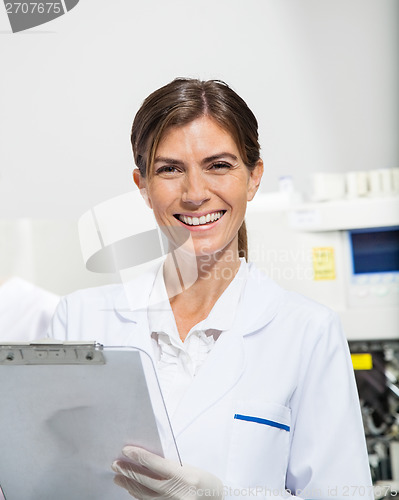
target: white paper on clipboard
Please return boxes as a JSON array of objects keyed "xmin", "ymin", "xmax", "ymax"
[{"xmin": 0, "ymin": 343, "xmax": 180, "ymax": 500}]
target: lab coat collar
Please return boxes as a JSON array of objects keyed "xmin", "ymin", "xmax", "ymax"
[
  {"xmin": 237, "ymin": 263, "xmax": 285, "ymax": 337},
  {"xmin": 112, "ymin": 259, "xmax": 164, "ymax": 320},
  {"xmin": 112, "ymin": 260, "xmax": 285, "ymax": 339},
  {"xmin": 110, "ymin": 260, "xmax": 163, "ymax": 356}
]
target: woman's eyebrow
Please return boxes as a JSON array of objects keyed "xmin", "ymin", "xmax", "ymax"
[
  {"xmin": 154, "ymin": 156, "xmax": 185, "ymax": 165},
  {"xmin": 201, "ymin": 153, "xmax": 238, "ymax": 164},
  {"xmin": 154, "ymin": 152, "xmax": 238, "ymax": 165}
]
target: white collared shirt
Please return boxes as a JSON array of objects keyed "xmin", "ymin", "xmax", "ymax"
[{"xmin": 148, "ymin": 258, "xmax": 248, "ymax": 415}]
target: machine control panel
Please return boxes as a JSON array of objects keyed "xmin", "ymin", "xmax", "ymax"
[{"xmin": 346, "ymin": 227, "xmax": 399, "ymax": 308}]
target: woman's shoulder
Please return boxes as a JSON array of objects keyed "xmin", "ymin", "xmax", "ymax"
[
  {"xmin": 245, "ymin": 262, "xmax": 339, "ymax": 325},
  {"xmin": 244, "ymin": 263, "xmax": 345, "ymax": 354},
  {"xmin": 63, "ymin": 282, "xmax": 123, "ymax": 303},
  {"xmin": 59, "ymin": 286, "xmax": 123, "ymax": 312}
]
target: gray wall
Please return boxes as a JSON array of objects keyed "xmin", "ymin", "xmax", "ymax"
[{"xmin": 0, "ymin": 0, "xmax": 398, "ymax": 293}]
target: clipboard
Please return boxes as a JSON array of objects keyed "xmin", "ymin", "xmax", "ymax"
[{"xmin": 0, "ymin": 342, "xmax": 180, "ymax": 500}]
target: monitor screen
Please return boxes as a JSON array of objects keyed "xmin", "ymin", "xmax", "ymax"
[{"xmin": 350, "ymin": 227, "xmax": 399, "ymax": 274}]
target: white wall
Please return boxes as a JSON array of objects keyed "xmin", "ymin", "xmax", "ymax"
[{"xmin": 0, "ymin": 0, "xmax": 398, "ymax": 292}]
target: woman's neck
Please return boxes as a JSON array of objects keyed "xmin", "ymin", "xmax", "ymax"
[
  {"xmin": 162, "ymin": 246, "xmax": 242, "ymax": 340},
  {"xmin": 166, "ymin": 244, "xmax": 240, "ymax": 295}
]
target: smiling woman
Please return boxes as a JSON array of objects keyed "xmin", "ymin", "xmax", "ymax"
[
  {"xmin": 130, "ymin": 81, "xmax": 264, "ymax": 345},
  {"xmin": 49, "ymin": 78, "xmax": 373, "ymax": 500},
  {"xmin": 133, "ymin": 116, "xmax": 263, "ymax": 261}
]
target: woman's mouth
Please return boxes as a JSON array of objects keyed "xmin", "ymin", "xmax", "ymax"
[{"xmin": 174, "ymin": 211, "xmax": 226, "ymax": 227}]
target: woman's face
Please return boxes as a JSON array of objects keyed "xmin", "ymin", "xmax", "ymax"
[{"xmin": 134, "ymin": 116, "xmax": 263, "ymax": 259}]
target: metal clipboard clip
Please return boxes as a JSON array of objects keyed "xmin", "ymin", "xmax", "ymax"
[{"xmin": 0, "ymin": 341, "xmax": 105, "ymax": 365}]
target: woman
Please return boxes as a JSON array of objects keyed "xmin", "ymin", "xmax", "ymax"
[{"xmin": 50, "ymin": 79, "xmax": 372, "ymax": 499}]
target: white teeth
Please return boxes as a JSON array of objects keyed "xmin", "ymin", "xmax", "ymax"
[{"xmin": 178, "ymin": 211, "xmax": 224, "ymax": 226}]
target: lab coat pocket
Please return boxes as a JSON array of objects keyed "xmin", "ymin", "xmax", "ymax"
[{"xmin": 226, "ymin": 400, "xmax": 291, "ymax": 490}]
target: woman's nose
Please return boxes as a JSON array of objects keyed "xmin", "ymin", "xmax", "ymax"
[{"xmin": 181, "ymin": 169, "xmax": 210, "ymax": 206}]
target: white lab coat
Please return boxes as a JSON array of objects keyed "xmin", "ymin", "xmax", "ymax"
[{"xmin": 49, "ymin": 260, "xmax": 372, "ymax": 499}]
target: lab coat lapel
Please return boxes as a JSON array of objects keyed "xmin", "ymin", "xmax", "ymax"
[
  {"xmin": 111, "ymin": 261, "xmax": 161, "ymax": 355},
  {"xmin": 172, "ymin": 325, "xmax": 246, "ymax": 438}
]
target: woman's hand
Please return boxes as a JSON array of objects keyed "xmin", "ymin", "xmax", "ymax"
[{"xmin": 112, "ymin": 445, "xmax": 224, "ymax": 499}]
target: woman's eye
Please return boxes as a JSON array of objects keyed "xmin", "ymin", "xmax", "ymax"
[
  {"xmin": 155, "ymin": 166, "xmax": 180, "ymax": 175},
  {"xmin": 209, "ymin": 162, "xmax": 231, "ymax": 171}
]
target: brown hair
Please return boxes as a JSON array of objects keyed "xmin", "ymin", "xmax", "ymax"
[{"xmin": 131, "ymin": 78, "xmax": 261, "ymax": 260}]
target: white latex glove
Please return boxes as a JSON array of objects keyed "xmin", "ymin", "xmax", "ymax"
[{"xmin": 111, "ymin": 445, "xmax": 224, "ymax": 500}]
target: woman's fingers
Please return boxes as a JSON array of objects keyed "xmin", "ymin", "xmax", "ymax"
[
  {"xmin": 112, "ymin": 459, "xmax": 169, "ymax": 493},
  {"xmin": 113, "ymin": 474, "xmax": 162, "ymax": 499},
  {"xmin": 112, "ymin": 458, "xmax": 164, "ymax": 480},
  {"xmin": 112, "ymin": 447, "xmax": 224, "ymax": 499},
  {"xmin": 122, "ymin": 446, "xmax": 179, "ymax": 478}
]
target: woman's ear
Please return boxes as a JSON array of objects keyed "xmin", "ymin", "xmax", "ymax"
[
  {"xmin": 247, "ymin": 159, "xmax": 264, "ymax": 201},
  {"xmin": 133, "ymin": 169, "xmax": 152, "ymax": 208}
]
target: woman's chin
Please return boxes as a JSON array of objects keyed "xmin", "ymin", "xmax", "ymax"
[{"xmin": 180, "ymin": 245, "xmax": 238, "ymax": 264}]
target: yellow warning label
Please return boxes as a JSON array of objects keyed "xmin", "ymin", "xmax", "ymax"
[
  {"xmin": 351, "ymin": 353, "xmax": 373, "ymax": 371},
  {"xmin": 312, "ymin": 247, "xmax": 336, "ymax": 280}
]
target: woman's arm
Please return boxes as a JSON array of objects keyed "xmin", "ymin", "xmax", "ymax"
[{"xmin": 285, "ymin": 312, "xmax": 373, "ymax": 499}]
